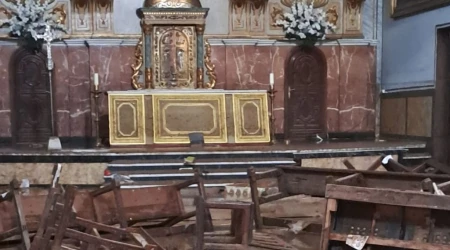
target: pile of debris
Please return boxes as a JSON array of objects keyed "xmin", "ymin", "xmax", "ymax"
[
  {"xmin": 1, "ymin": 156, "xmax": 450, "ymax": 250},
  {"xmin": 0, "ymin": 166, "xmax": 256, "ymax": 250}
]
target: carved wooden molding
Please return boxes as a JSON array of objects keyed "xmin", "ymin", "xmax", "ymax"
[{"xmin": 392, "ymin": 0, "xmax": 450, "ymax": 19}]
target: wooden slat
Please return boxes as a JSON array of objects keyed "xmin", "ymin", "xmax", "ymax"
[
  {"xmin": 325, "ymin": 184, "xmax": 450, "ymax": 211},
  {"xmin": 329, "ymin": 233, "xmax": 449, "ymax": 250},
  {"xmin": 279, "ymin": 166, "xmax": 450, "ymax": 197}
]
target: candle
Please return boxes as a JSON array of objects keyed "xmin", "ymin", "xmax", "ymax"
[
  {"xmin": 94, "ymin": 73, "xmax": 99, "ymax": 90},
  {"xmin": 269, "ymin": 73, "xmax": 274, "ymax": 88}
]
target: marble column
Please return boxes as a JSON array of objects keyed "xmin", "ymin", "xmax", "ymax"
[
  {"xmin": 196, "ymin": 24, "xmax": 205, "ymax": 88},
  {"xmin": 143, "ymin": 24, "xmax": 153, "ymax": 89}
]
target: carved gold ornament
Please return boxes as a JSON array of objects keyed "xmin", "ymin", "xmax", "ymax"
[
  {"xmin": 281, "ymin": 0, "xmax": 329, "ymax": 8},
  {"xmin": 204, "ymin": 40, "xmax": 216, "ymax": 89},
  {"xmin": 131, "ymin": 36, "xmax": 144, "ymax": 90},
  {"xmin": 51, "ymin": 4, "xmax": 67, "ymax": 25},
  {"xmin": 249, "ymin": 0, "xmax": 267, "ymax": 9},
  {"xmin": 0, "ymin": 6, "xmax": 12, "ymax": 19},
  {"xmin": 270, "ymin": 5, "xmax": 284, "ymax": 27},
  {"xmin": 326, "ymin": 6, "xmax": 338, "ymax": 26},
  {"xmin": 346, "ymin": 0, "xmax": 364, "ymax": 11}
]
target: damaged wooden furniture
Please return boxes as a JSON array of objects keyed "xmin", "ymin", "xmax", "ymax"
[
  {"xmin": 248, "ymin": 166, "xmax": 450, "ymax": 230},
  {"xmin": 195, "ymin": 196, "xmax": 253, "ymax": 250},
  {"xmin": 0, "ymin": 179, "xmax": 31, "ymax": 250},
  {"xmin": 410, "ymin": 158, "xmax": 450, "ymax": 174},
  {"xmin": 321, "ymin": 184, "xmax": 450, "ymax": 250},
  {"xmin": 0, "ymin": 164, "xmax": 63, "ymax": 249},
  {"xmin": 35, "ymin": 185, "xmax": 161, "ymax": 250},
  {"xmin": 90, "ymin": 169, "xmax": 213, "ymax": 231}
]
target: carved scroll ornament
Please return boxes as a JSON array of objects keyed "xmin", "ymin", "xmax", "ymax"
[
  {"xmin": 204, "ymin": 40, "xmax": 216, "ymax": 89},
  {"xmin": 131, "ymin": 36, "xmax": 144, "ymax": 90}
]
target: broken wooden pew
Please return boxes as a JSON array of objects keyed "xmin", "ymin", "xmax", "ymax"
[
  {"xmin": 195, "ymin": 196, "xmax": 253, "ymax": 250},
  {"xmin": 321, "ymin": 184, "xmax": 450, "ymax": 250},
  {"xmin": 248, "ymin": 166, "xmax": 450, "ymax": 230},
  {"xmin": 87, "ymin": 169, "xmax": 213, "ymax": 232},
  {"xmin": 34, "ymin": 185, "xmax": 162, "ymax": 250},
  {"xmin": 0, "ymin": 179, "xmax": 31, "ymax": 250}
]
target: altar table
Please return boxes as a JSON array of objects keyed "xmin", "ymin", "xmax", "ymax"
[{"xmin": 108, "ymin": 90, "xmax": 270, "ymax": 146}]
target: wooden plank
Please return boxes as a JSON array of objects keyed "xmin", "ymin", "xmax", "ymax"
[
  {"xmin": 260, "ymin": 195, "xmax": 325, "ymax": 218},
  {"xmin": 279, "ymin": 166, "xmax": 450, "ymax": 197},
  {"xmin": 329, "ymin": 233, "xmax": 449, "ymax": 250},
  {"xmin": 92, "ymin": 186, "xmax": 183, "ymax": 224},
  {"xmin": 320, "ymin": 199, "xmax": 336, "ymax": 250},
  {"xmin": 325, "ymin": 184, "xmax": 450, "ymax": 211},
  {"xmin": 11, "ymin": 181, "xmax": 31, "ymax": 250}
]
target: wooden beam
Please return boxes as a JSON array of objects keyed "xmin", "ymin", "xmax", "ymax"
[
  {"xmin": 329, "ymin": 233, "xmax": 449, "ymax": 250},
  {"xmin": 326, "ymin": 184, "xmax": 450, "ymax": 211},
  {"xmin": 392, "ymin": 0, "xmax": 450, "ymax": 19}
]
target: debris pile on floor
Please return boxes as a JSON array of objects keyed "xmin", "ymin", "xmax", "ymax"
[{"xmin": 1, "ymin": 156, "xmax": 450, "ymax": 249}]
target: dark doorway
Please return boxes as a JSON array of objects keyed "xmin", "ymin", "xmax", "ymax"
[
  {"xmin": 433, "ymin": 26, "xmax": 450, "ymax": 164},
  {"xmin": 284, "ymin": 46, "xmax": 327, "ymax": 143},
  {"xmin": 10, "ymin": 48, "xmax": 52, "ymax": 148}
]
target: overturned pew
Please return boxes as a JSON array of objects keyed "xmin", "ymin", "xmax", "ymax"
[
  {"xmin": 321, "ymin": 182, "xmax": 450, "ymax": 249},
  {"xmin": 248, "ymin": 164, "xmax": 450, "ymax": 230}
]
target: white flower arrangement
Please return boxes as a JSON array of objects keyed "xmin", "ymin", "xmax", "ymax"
[
  {"xmin": 0, "ymin": 0, "xmax": 66, "ymax": 42},
  {"xmin": 276, "ymin": 0, "xmax": 335, "ymax": 45}
]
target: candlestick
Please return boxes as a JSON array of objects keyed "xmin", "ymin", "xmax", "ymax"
[
  {"xmin": 91, "ymin": 86, "xmax": 104, "ymax": 148},
  {"xmin": 94, "ymin": 73, "xmax": 99, "ymax": 90},
  {"xmin": 268, "ymin": 86, "xmax": 277, "ymax": 144},
  {"xmin": 269, "ymin": 73, "xmax": 274, "ymax": 89}
]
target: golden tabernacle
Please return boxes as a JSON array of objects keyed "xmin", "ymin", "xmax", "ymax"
[{"xmin": 108, "ymin": 0, "xmax": 270, "ymax": 146}]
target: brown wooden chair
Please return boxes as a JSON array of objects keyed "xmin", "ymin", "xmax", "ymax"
[
  {"xmin": 34, "ymin": 185, "xmax": 162, "ymax": 250},
  {"xmin": 195, "ymin": 196, "xmax": 253, "ymax": 250},
  {"xmin": 87, "ymin": 169, "xmax": 213, "ymax": 232}
]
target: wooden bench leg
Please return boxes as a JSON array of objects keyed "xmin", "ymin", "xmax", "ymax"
[
  {"xmin": 195, "ymin": 196, "xmax": 205, "ymax": 250},
  {"xmin": 11, "ymin": 179, "xmax": 31, "ymax": 250},
  {"xmin": 320, "ymin": 199, "xmax": 337, "ymax": 250},
  {"xmin": 50, "ymin": 186, "xmax": 77, "ymax": 250}
]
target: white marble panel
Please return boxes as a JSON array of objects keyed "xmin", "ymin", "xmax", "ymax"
[
  {"xmin": 202, "ymin": 0, "xmax": 229, "ymax": 35},
  {"xmin": 362, "ymin": 0, "xmax": 376, "ymax": 39},
  {"xmin": 113, "ymin": 0, "xmax": 142, "ymax": 35}
]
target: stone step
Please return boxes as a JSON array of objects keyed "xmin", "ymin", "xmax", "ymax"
[
  {"xmin": 402, "ymin": 152, "xmax": 432, "ymax": 160},
  {"xmin": 104, "ymin": 169, "xmax": 267, "ymax": 182},
  {"xmin": 108, "ymin": 158, "xmax": 295, "ymax": 171}
]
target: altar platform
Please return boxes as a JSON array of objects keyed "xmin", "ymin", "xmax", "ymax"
[{"xmin": 0, "ymin": 139, "xmax": 429, "ymax": 186}]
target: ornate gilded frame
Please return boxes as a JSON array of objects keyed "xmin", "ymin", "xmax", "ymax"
[
  {"xmin": 391, "ymin": 0, "xmax": 450, "ymax": 19},
  {"xmin": 131, "ymin": 7, "xmax": 217, "ymax": 90}
]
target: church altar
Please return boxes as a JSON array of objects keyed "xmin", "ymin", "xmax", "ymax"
[
  {"xmin": 108, "ymin": 90, "xmax": 270, "ymax": 146},
  {"xmin": 107, "ymin": 0, "xmax": 271, "ymax": 147}
]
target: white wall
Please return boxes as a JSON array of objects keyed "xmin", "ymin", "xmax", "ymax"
[{"xmin": 381, "ymin": 0, "xmax": 450, "ymax": 90}]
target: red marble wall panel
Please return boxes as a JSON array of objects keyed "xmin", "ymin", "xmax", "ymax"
[
  {"xmin": 0, "ymin": 42, "xmax": 375, "ymax": 139},
  {"xmin": 89, "ymin": 45, "xmax": 135, "ymax": 137},
  {"xmin": 67, "ymin": 46, "xmax": 91, "ymax": 137},
  {"xmin": 210, "ymin": 45, "xmax": 226, "ymax": 89},
  {"xmin": 52, "ymin": 46, "xmax": 71, "ymax": 137},
  {"xmin": 214, "ymin": 44, "xmax": 376, "ymax": 134},
  {"xmin": 0, "ymin": 45, "xmax": 16, "ymax": 137}
]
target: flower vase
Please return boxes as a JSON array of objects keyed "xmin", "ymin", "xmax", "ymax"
[
  {"xmin": 298, "ymin": 38, "xmax": 318, "ymax": 47},
  {"xmin": 19, "ymin": 36, "xmax": 43, "ymax": 53}
]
